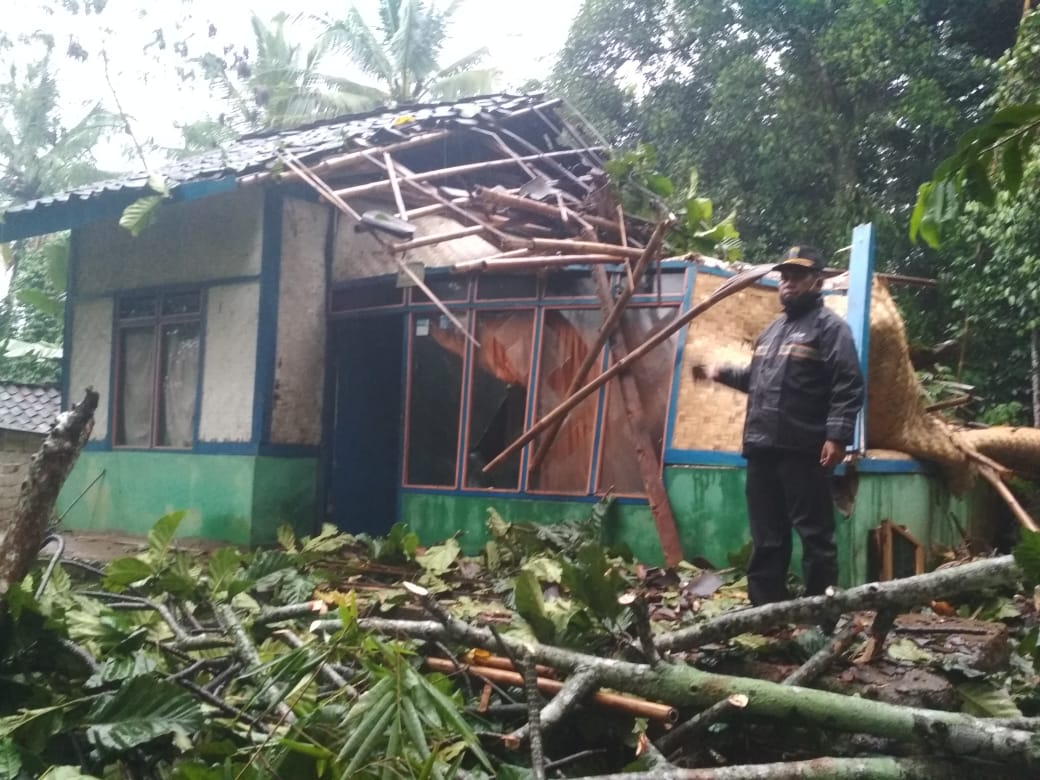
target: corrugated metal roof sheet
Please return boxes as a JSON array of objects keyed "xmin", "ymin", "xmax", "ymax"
[
  {"xmin": 0, "ymin": 382, "xmax": 61, "ymax": 434},
  {"xmin": 5, "ymin": 93, "xmax": 550, "ymax": 218}
]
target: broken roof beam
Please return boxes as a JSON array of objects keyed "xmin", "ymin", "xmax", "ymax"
[
  {"xmin": 482, "ymin": 263, "xmax": 776, "ymax": 475},
  {"xmin": 527, "ymin": 222, "xmax": 669, "ymax": 477},
  {"xmin": 474, "ymin": 186, "xmax": 624, "ymax": 238},
  {"xmin": 452, "ymin": 254, "xmax": 623, "ymax": 273},
  {"xmin": 503, "ymin": 236, "xmax": 644, "ymax": 259},
  {"xmin": 331, "ymin": 147, "xmax": 606, "ymax": 201},
  {"xmin": 590, "ymin": 263, "xmax": 683, "ymax": 568},
  {"xmin": 239, "ymin": 130, "xmax": 452, "ymax": 187}
]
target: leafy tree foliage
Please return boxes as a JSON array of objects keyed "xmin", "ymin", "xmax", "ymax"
[
  {"xmin": 935, "ymin": 10, "xmax": 1040, "ymax": 422},
  {"xmin": 553, "ymin": 0, "xmax": 1018, "ymax": 269},
  {"xmin": 324, "ymin": 0, "xmax": 496, "ymax": 104}
]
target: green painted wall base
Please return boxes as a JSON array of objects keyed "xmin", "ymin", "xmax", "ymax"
[
  {"xmin": 402, "ymin": 467, "xmax": 973, "ymax": 587},
  {"xmin": 58, "ymin": 451, "xmax": 318, "ymax": 545}
]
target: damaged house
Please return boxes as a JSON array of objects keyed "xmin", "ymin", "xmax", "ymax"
[{"xmin": 0, "ymin": 93, "xmax": 1003, "ymax": 583}]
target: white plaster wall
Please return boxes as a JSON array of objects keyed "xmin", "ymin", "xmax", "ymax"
[
  {"xmin": 75, "ymin": 188, "xmax": 264, "ymax": 295},
  {"xmin": 68, "ymin": 297, "xmax": 113, "ymax": 440},
  {"xmin": 331, "ymin": 200, "xmax": 499, "ymax": 282},
  {"xmin": 199, "ymin": 283, "xmax": 260, "ymax": 442},
  {"xmin": 270, "ymin": 198, "xmax": 329, "ymax": 445}
]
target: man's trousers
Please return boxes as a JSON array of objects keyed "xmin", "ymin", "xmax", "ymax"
[{"xmin": 744, "ymin": 449, "xmax": 837, "ymax": 606}]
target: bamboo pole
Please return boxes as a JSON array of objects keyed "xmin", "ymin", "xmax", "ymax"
[
  {"xmin": 481, "ymin": 263, "xmax": 774, "ymax": 476},
  {"xmin": 452, "ymin": 254, "xmax": 622, "ymax": 274},
  {"xmin": 589, "ymin": 265, "xmax": 684, "ymax": 567},
  {"xmin": 423, "ymin": 657, "xmax": 678, "ymax": 723},
  {"xmin": 504, "ymin": 236, "xmax": 644, "ymax": 259},
  {"xmin": 527, "ymin": 222, "xmax": 668, "ymax": 476},
  {"xmin": 978, "ymin": 465, "xmax": 1040, "ymax": 532},
  {"xmin": 277, "ymin": 151, "xmax": 480, "ymax": 349},
  {"xmin": 240, "ymin": 130, "xmax": 450, "ymax": 187},
  {"xmin": 391, "ymin": 224, "xmax": 486, "ymax": 253},
  {"xmin": 333, "ymin": 148, "xmax": 605, "ymax": 200},
  {"xmin": 474, "ymin": 186, "xmax": 621, "ymax": 235}
]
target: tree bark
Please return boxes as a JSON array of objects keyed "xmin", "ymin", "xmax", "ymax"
[
  {"xmin": 569, "ymin": 756, "xmax": 1023, "ymax": 779},
  {"xmin": 312, "ymin": 592, "xmax": 1040, "ymax": 766},
  {"xmin": 0, "ymin": 388, "xmax": 97, "ymax": 612},
  {"xmin": 654, "ymin": 555, "xmax": 1021, "ymax": 652},
  {"xmin": 1031, "ymin": 327, "xmax": 1040, "ymax": 427}
]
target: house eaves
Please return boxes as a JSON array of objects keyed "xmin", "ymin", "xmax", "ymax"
[{"xmin": 0, "ymin": 93, "xmax": 561, "ymax": 243}]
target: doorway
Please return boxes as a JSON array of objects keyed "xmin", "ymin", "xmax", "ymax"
[{"xmin": 328, "ymin": 316, "xmax": 404, "ymax": 535}]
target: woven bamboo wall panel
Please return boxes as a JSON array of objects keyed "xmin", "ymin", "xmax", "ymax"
[
  {"xmin": 673, "ymin": 273, "xmax": 776, "ymax": 451},
  {"xmin": 673, "ymin": 271, "xmax": 852, "ymax": 453}
]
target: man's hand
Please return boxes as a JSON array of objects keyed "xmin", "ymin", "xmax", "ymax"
[
  {"xmin": 692, "ymin": 363, "xmax": 719, "ymax": 382},
  {"xmin": 820, "ymin": 440, "xmax": 845, "ymax": 468}
]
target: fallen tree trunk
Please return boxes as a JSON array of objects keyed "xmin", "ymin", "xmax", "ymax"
[
  {"xmin": 654, "ymin": 555, "xmax": 1021, "ymax": 652},
  {"xmin": 571, "ymin": 755, "xmax": 1024, "ymax": 779},
  {"xmin": 309, "ymin": 606, "xmax": 1040, "ymax": 766},
  {"xmin": 0, "ymin": 388, "xmax": 97, "ymax": 613}
]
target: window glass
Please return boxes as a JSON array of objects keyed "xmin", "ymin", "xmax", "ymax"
[
  {"xmin": 477, "ymin": 274, "xmax": 537, "ymax": 300},
  {"xmin": 330, "ymin": 283, "xmax": 402, "ymax": 311},
  {"xmin": 627, "ymin": 269, "xmax": 686, "ymax": 297},
  {"xmin": 115, "ymin": 290, "xmax": 202, "ymax": 449},
  {"xmin": 597, "ymin": 307, "xmax": 678, "ymax": 494},
  {"xmin": 158, "ymin": 323, "xmax": 201, "ymax": 447},
  {"xmin": 162, "ymin": 291, "xmax": 202, "ymax": 316},
  {"xmin": 412, "ymin": 276, "xmax": 469, "ymax": 303},
  {"xmin": 528, "ymin": 309, "xmax": 603, "ymax": 493},
  {"xmin": 119, "ymin": 295, "xmax": 156, "ymax": 319},
  {"xmin": 464, "ymin": 311, "xmax": 534, "ymax": 489},
  {"xmin": 405, "ymin": 313, "xmax": 465, "ymax": 486},
  {"xmin": 117, "ymin": 328, "xmax": 156, "ymax": 446},
  {"xmin": 544, "ymin": 272, "xmax": 598, "ymax": 298}
]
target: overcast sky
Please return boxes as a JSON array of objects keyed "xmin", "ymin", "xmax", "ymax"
[{"xmin": 6, "ymin": 0, "xmax": 584, "ymax": 169}]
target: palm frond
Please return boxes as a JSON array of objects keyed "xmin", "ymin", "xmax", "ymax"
[
  {"xmin": 427, "ymin": 67, "xmax": 498, "ymax": 101},
  {"xmin": 325, "ymin": 9, "xmax": 397, "ymax": 84}
]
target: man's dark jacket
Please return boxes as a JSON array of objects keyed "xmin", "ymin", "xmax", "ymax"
[{"xmin": 717, "ymin": 296, "xmax": 864, "ymax": 455}]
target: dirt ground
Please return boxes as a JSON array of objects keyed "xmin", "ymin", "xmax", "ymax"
[{"xmin": 44, "ymin": 531, "xmax": 225, "ymax": 564}]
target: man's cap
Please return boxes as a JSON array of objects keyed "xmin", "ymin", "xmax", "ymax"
[{"xmin": 773, "ymin": 245, "xmax": 825, "ymax": 273}]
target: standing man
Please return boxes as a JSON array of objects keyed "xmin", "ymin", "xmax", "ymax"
[{"xmin": 695, "ymin": 246, "xmax": 864, "ymax": 605}]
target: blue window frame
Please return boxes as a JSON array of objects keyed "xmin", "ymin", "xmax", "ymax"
[
  {"xmin": 333, "ymin": 267, "xmax": 687, "ymax": 498},
  {"xmin": 113, "ymin": 289, "xmax": 203, "ymax": 449}
]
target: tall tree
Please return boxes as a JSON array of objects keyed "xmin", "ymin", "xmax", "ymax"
[
  {"xmin": 192, "ymin": 12, "xmax": 385, "ymax": 137},
  {"xmin": 936, "ymin": 8, "xmax": 1040, "ymax": 423},
  {"xmin": 553, "ymin": 0, "xmax": 1018, "ymax": 268},
  {"xmin": 325, "ymin": 0, "xmax": 496, "ymax": 104}
]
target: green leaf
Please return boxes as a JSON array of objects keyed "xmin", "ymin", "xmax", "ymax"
[
  {"xmin": 513, "ymin": 569, "xmax": 555, "ymax": 642},
  {"xmin": 1002, "ymin": 137, "xmax": 1024, "ymax": 195},
  {"xmin": 86, "ymin": 651, "xmax": 158, "ymax": 688},
  {"xmin": 148, "ymin": 511, "xmax": 186, "ymax": 564},
  {"xmin": 84, "ymin": 676, "xmax": 203, "ymax": 752},
  {"xmin": 119, "ymin": 195, "xmax": 165, "ymax": 237},
  {"xmin": 645, "ymin": 173, "xmax": 673, "ymax": 198},
  {"xmin": 990, "ymin": 104, "xmax": 1040, "ymax": 127},
  {"xmin": 416, "ymin": 538, "xmax": 460, "ymax": 576},
  {"xmin": 886, "ymin": 638, "xmax": 936, "ymax": 664},
  {"xmin": 521, "ymin": 554, "xmax": 564, "ymax": 584},
  {"xmin": 277, "ymin": 523, "xmax": 297, "ymax": 552},
  {"xmin": 39, "ymin": 768, "xmax": 103, "ymax": 780},
  {"xmin": 958, "ymin": 681, "xmax": 1022, "ymax": 718},
  {"xmin": 909, "ymin": 182, "xmax": 930, "ymax": 243},
  {"xmin": 685, "ymin": 168, "xmax": 700, "ymax": 200},
  {"xmin": 964, "ymin": 160, "xmax": 996, "ymax": 207},
  {"xmin": 0, "ymin": 738, "xmax": 22, "ymax": 780},
  {"xmin": 208, "ymin": 546, "xmax": 243, "ymax": 594},
  {"xmin": 102, "ymin": 557, "xmax": 153, "ymax": 592},
  {"xmin": 14, "ymin": 288, "xmax": 62, "ymax": 319},
  {"xmin": 1014, "ymin": 531, "xmax": 1040, "ymax": 587},
  {"xmin": 43, "ymin": 240, "xmax": 68, "ymax": 294},
  {"xmin": 147, "ymin": 173, "xmax": 171, "ymax": 197}
]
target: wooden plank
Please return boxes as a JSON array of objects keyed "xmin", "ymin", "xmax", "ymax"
[{"xmin": 591, "ymin": 265, "xmax": 683, "ymax": 568}]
